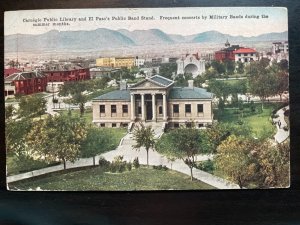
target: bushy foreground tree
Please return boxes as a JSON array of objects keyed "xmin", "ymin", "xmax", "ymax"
[
  {"xmin": 156, "ymin": 127, "xmax": 209, "ymax": 180},
  {"xmin": 26, "ymin": 114, "xmax": 87, "ymax": 169}
]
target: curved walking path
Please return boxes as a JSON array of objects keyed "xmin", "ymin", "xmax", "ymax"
[
  {"xmin": 273, "ymin": 105, "xmax": 289, "ymax": 143},
  {"xmin": 7, "ymin": 122, "xmax": 240, "ymax": 189}
]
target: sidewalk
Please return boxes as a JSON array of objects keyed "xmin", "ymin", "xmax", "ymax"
[{"xmin": 273, "ymin": 105, "xmax": 289, "ymax": 143}]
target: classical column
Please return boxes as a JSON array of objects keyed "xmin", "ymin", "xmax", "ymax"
[
  {"xmin": 141, "ymin": 93, "xmax": 145, "ymax": 121},
  {"xmin": 130, "ymin": 94, "xmax": 135, "ymax": 121},
  {"xmin": 152, "ymin": 93, "xmax": 156, "ymax": 121},
  {"xmin": 163, "ymin": 93, "xmax": 167, "ymax": 121}
]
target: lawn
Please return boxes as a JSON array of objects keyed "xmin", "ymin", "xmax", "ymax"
[
  {"xmin": 9, "ymin": 166, "xmax": 215, "ymax": 191},
  {"xmin": 215, "ymin": 103, "xmax": 281, "ymax": 138},
  {"xmin": 6, "ymin": 155, "xmax": 60, "ymax": 176},
  {"xmin": 59, "ymin": 108, "xmax": 93, "ymax": 124}
]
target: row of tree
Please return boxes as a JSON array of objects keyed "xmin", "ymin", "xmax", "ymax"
[
  {"xmin": 137, "ymin": 122, "xmax": 289, "ymax": 188},
  {"xmin": 6, "ymin": 111, "xmax": 117, "ymax": 170}
]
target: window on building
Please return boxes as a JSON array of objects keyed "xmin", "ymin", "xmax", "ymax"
[
  {"xmin": 173, "ymin": 104, "xmax": 179, "ymax": 113},
  {"xmin": 122, "ymin": 105, "xmax": 128, "ymax": 113},
  {"xmin": 185, "ymin": 104, "xmax": 191, "ymax": 113},
  {"xmin": 238, "ymin": 54, "xmax": 241, "ymax": 56},
  {"xmin": 174, "ymin": 123, "xmax": 179, "ymax": 128},
  {"xmin": 138, "ymin": 106, "xmax": 141, "ymax": 114},
  {"xmin": 159, "ymin": 106, "xmax": 163, "ymax": 114},
  {"xmin": 111, "ymin": 105, "xmax": 117, "ymax": 113},
  {"xmin": 100, "ymin": 123, "xmax": 105, "ymax": 127},
  {"xmin": 100, "ymin": 105, "xmax": 105, "ymax": 113},
  {"xmin": 197, "ymin": 104, "xmax": 203, "ymax": 113},
  {"xmin": 112, "ymin": 123, "xmax": 117, "ymax": 127},
  {"xmin": 198, "ymin": 123, "xmax": 204, "ymax": 128},
  {"xmin": 251, "ymin": 53, "xmax": 254, "ymax": 56},
  {"xmin": 245, "ymin": 53, "xmax": 248, "ymax": 56},
  {"xmin": 239, "ymin": 59, "xmax": 241, "ymax": 62}
]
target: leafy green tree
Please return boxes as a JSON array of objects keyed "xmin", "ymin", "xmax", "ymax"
[
  {"xmin": 278, "ymin": 59, "xmax": 288, "ymax": 72},
  {"xmin": 59, "ymin": 81, "xmax": 89, "ymax": 116},
  {"xmin": 132, "ymin": 123, "xmax": 155, "ymax": 167},
  {"xmin": 6, "ymin": 118, "xmax": 32, "ymax": 158},
  {"xmin": 211, "ymin": 60, "xmax": 226, "ymax": 75},
  {"xmin": 156, "ymin": 127, "xmax": 208, "ymax": 180},
  {"xmin": 80, "ymin": 127, "xmax": 111, "ymax": 166},
  {"xmin": 249, "ymin": 71, "xmax": 277, "ymax": 110},
  {"xmin": 175, "ymin": 73, "xmax": 193, "ymax": 87},
  {"xmin": 18, "ymin": 95, "xmax": 47, "ymax": 118},
  {"xmin": 224, "ymin": 60, "xmax": 235, "ymax": 75},
  {"xmin": 5, "ymin": 105, "xmax": 14, "ymax": 120},
  {"xmin": 215, "ymin": 135, "xmax": 259, "ymax": 188},
  {"xmin": 275, "ymin": 71, "xmax": 289, "ymax": 101},
  {"xmin": 159, "ymin": 63, "xmax": 177, "ymax": 79},
  {"xmin": 236, "ymin": 61, "xmax": 245, "ymax": 74},
  {"xmin": 208, "ymin": 80, "xmax": 231, "ymax": 110},
  {"xmin": 203, "ymin": 122, "xmax": 252, "ymax": 153},
  {"xmin": 26, "ymin": 114, "xmax": 87, "ymax": 169}
]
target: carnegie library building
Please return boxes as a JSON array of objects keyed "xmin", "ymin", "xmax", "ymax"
[{"xmin": 92, "ymin": 75, "xmax": 213, "ymax": 129}]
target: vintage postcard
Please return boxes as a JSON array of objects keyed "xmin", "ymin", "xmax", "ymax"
[{"xmin": 4, "ymin": 7, "xmax": 289, "ymax": 191}]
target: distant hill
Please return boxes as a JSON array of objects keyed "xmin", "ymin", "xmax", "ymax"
[{"xmin": 4, "ymin": 29, "xmax": 288, "ymax": 53}]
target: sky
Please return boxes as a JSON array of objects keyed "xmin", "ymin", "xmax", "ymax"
[{"xmin": 4, "ymin": 7, "xmax": 288, "ymax": 36}]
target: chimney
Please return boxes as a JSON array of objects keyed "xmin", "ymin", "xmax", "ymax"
[
  {"xmin": 120, "ymin": 81, "xmax": 127, "ymax": 90},
  {"xmin": 188, "ymin": 80, "xmax": 194, "ymax": 88}
]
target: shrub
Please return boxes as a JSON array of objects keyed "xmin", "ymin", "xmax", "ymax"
[
  {"xmin": 271, "ymin": 114, "xmax": 279, "ymax": 119},
  {"xmin": 126, "ymin": 162, "xmax": 132, "ymax": 171},
  {"xmin": 98, "ymin": 157, "xmax": 110, "ymax": 170},
  {"xmin": 196, "ymin": 159, "xmax": 215, "ymax": 173},
  {"xmin": 153, "ymin": 165, "xmax": 168, "ymax": 171},
  {"xmin": 110, "ymin": 155, "xmax": 126, "ymax": 173},
  {"xmin": 284, "ymin": 110, "xmax": 289, "ymax": 117},
  {"xmin": 283, "ymin": 126, "xmax": 289, "ymax": 131},
  {"xmin": 133, "ymin": 157, "xmax": 140, "ymax": 169}
]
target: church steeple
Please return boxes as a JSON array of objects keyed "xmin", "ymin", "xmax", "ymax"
[{"xmin": 225, "ymin": 39, "xmax": 230, "ymax": 47}]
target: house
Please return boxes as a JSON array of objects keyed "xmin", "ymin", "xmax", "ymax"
[
  {"xmin": 272, "ymin": 41, "xmax": 288, "ymax": 54},
  {"xmin": 42, "ymin": 63, "xmax": 90, "ymax": 82},
  {"xmin": 214, "ymin": 40, "xmax": 240, "ymax": 62},
  {"xmin": 233, "ymin": 48, "xmax": 257, "ymax": 63},
  {"xmin": 92, "ymin": 75, "xmax": 213, "ymax": 129},
  {"xmin": 4, "ymin": 71, "xmax": 47, "ymax": 96}
]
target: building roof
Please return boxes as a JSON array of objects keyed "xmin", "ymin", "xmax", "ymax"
[
  {"xmin": 233, "ymin": 48, "xmax": 256, "ymax": 54},
  {"xmin": 130, "ymin": 75, "xmax": 174, "ymax": 89},
  {"xmin": 186, "ymin": 53, "xmax": 200, "ymax": 60},
  {"xmin": 4, "ymin": 68, "xmax": 21, "ymax": 77},
  {"xmin": 169, "ymin": 87, "xmax": 213, "ymax": 99},
  {"xmin": 93, "ymin": 89, "xmax": 130, "ymax": 101},
  {"xmin": 149, "ymin": 75, "xmax": 174, "ymax": 87},
  {"xmin": 5, "ymin": 71, "xmax": 46, "ymax": 81}
]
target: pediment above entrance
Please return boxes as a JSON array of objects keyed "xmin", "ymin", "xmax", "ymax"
[{"xmin": 129, "ymin": 75, "xmax": 174, "ymax": 90}]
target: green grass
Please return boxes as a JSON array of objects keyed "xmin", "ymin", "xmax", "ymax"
[
  {"xmin": 9, "ymin": 166, "xmax": 215, "ymax": 191},
  {"xmin": 6, "ymin": 155, "xmax": 60, "ymax": 176},
  {"xmin": 59, "ymin": 109, "xmax": 93, "ymax": 124},
  {"xmin": 215, "ymin": 103, "xmax": 281, "ymax": 138}
]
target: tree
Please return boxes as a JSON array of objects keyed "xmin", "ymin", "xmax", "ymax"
[
  {"xmin": 211, "ymin": 60, "xmax": 226, "ymax": 75},
  {"xmin": 80, "ymin": 127, "xmax": 111, "ymax": 166},
  {"xmin": 224, "ymin": 60, "xmax": 235, "ymax": 75},
  {"xmin": 203, "ymin": 122, "xmax": 252, "ymax": 153},
  {"xmin": 215, "ymin": 135, "xmax": 258, "ymax": 188},
  {"xmin": 278, "ymin": 59, "xmax": 288, "ymax": 72},
  {"xmin": 18, "ymin": 95, "xmax": 47, "ymax": 118},
  {"xmin": 156, "ymin": 127, "xmax": 208, "ymax": 180},
  {"xmin": 26, "ymin": 114, "xmax": 87, "ymax": 169},
  {"xmin": 236, "ymin": 61, "xmax": 245, "ymax": 74},
  {"xmin": 249, "ymin": 71, "xmax": 277, "ymax": 110},
  {"xmin": 275, "ymin": 71, "xmax": 289, "ymax": 101},
  {"xmin": 208, "ymin": 80, "xmax": 231, "ymax": 110},
  {"xmin": 159, "ymin": 63, "xmax": 177, "ymax": 79},
  {"xmin": 132, "ymin": 123, "xmax": 155, "ymax": 167},
  {"xmin": 59, "ymin": 81, "xmax": 88, "ymax": 116},
  {"xmin": 256, "ymin": 140, "xmax": 290, "ymax": 188}
]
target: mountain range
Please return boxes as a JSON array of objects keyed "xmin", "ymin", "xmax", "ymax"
[{"xmin": 5, "ymin": 28, "xmax": 288, "ymax": 52}]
